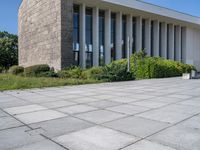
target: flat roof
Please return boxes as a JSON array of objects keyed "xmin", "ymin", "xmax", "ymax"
[{"xmin": 102, "ymin": 0, "xmax": 200, "ymax": 26}]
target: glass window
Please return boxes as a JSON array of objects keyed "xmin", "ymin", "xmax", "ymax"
[
  {"xmin": 111, "ymin": 13, "xmax": 116, "ymax": 61},
  {"xmin": 85, "ymin": 8, "xmax": 93, "ymax": 68},
  {"xmin": 151, "ymin": 21, "xmax": 154, "ymax": 56},
  {"xmin": 73, "ymin": 5, "xmax": 80, "ymax": 66},
  {"xmin": 99, "ymin": 10, "xmax": 105, "ymax": 66},
  {"xmin": 132, "ymin": 17, "xmax": 136, "ymax": 53},
  {"xmin": 159, "ymin": 22, "xmax": 162, "ymax": 56},
  {"xmin": 122, "ymin": 15, "xmax": 127, "ymax": 58},
  {"xmin": 167, "ymin": 24, "xmax": 169, "ymax": 59}
]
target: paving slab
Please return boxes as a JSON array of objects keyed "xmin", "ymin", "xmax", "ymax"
[
  {"xmin": 122, "ymin": 140, "xmax": 176, "ymax": 150},
  {"xmin": 136, "ymin": 109, "xmax": 192, "ymax": 124},
  {"xmin": 57, "ymin": 104, "xmax": 98, "ymax": 115},
  {"xmin": 0, "ymin": 116, "xmax": 23, "ymax": 130},
  {"xmin": 104, "ymin": 116, "xmax": 170, "ymax": 138},
  {"xmin": 76, "ymin": 110, "xmax": 126, "ymax": 124},
  {"xmin": 54, "ymin": 126, "xmax": 139, "ymax": 150},
  {"xmin": 148, "ymin": 126, "xmax": 200, "ymax": 150},
  {"xmin": 0, "ymin": 126, "xmax": 44, "ymax": 150},
  {"xmin": 106, "ymin": 104, "xmax": 150, "ymax": 115},
  {"xmin": 86, "ymin": 100, "xmax": 122, "ymax": 108},
  {"xmin": 178, "ymin": 115, "xmax": 200, "ymax": 129},
  {"xmin": 14, "ymin": 140, "xmax": 66, "ymax": 150},
  {"xmin": 131, "ymin": 100, "xmax": 168, "ymax": 108},
  {"xmin": 30, "ymin": 117, "xmax": 94, "ymax": 138},
  {"xmin": 40, "ymin": 100, "xmax": 76, "ymax": 108},
  {"xmin": 15, "ymin": 110, "xmax": 67, "ymax": 124},
  {"xmin": 4, "ymin": 104, "xmax": 47, "ymax": 115}
]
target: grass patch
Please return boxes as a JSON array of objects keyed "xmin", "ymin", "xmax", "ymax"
[{"xmin": 0, "ymin": 74, "xmax": 103, "ymax": 91}]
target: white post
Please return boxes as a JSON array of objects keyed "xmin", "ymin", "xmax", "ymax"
[
  {"xmin": 93, "ymin": 7, "xmax": 99, "ymax": 67},
  {"xmin": 127, "ymin": 14, "xmax": 133, "ymax": 55},
  {"xmin": 168, "ymin": 24, "xmax": 175, "ymax": 60},
  {"xmin": 127, "ymin": 36, "xmax": 130, "ymax": 72},
  {"xmin": 175, "ymin": 25, "xmax": 181, "ymax": 61},
  {"xmin": 80, "ymin": 4, "xmax": 86, "ymax": 68},
  {"xmin": 161, "ymin": 22, "xmax": 167, "ymax": 58},
  {"xmin": 145, "ymin": 18, "xmax": 151, "ymax": 56},
  {"xmin": 153, "ymin": 20, "xmax": 159, "ymax": 57},
  {"xmin": 116, "ymin": 11, "xmax": 122, "ymax": 60},
  {"xmin": 136, "ymin": 16, "xmax": 142, "ymax": 52},
  {"xmin": 105, "ymin": 9, "xmax": 111, "ymax": 64}
]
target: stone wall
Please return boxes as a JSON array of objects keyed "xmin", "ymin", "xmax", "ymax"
[{"xmin": 18, "ymin": 0, "xmax": 73, "ymax": 70}]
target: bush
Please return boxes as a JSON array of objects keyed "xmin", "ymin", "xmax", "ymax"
[
  {"xmin": 84, "ymin": 67, "xmax": 104, "ymax": 79},
  {"xmin": 95, "ymin": 59, "xmax": 135, "ymax": 81},
  {"xmin": 24, "ymin": 64, "xmax": 50, "ymax": 77},
  {"xmin": 57, "ymin": 67, "xmax": 87, "ymax": 79},
  {"xmin": 130, "ymin": 51, "xmax": 196, "ymax": 79},
  {"xmin": 8, "ymin": 66, "xmax": 24, "ymax": 75},
  {"xmin": 0, "ymin": 66, "xmax": 3, "ymax": 73}
]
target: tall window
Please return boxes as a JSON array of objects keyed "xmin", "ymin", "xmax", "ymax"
[
  {"xmin": 181, "ymin": 27, "xmax": 183, "ymax": 62},
  {"xmin": 151, "ymin": 21, "xmax": 154, "ymax": 56},
  {"xmin": 73, "ymin": 5, "xmax": 80, "ymax": 66},
  {"xmin": 111, "ymin": 13, "xmax": 116, "ymax": 61},
  {"xmin": 132, "ymin": 17, "xmax": 136, "ymax": 53},
  {"xmin": 99, "ymin": 10, "xmax": 105, "ymax": 66},
  {"xmin": 174, "ymin": 26, "xmax": 177, "ymax": 60},
  {"xmin": 85, "ymin": 8, "xmax": 93, "ymax": 68},
  {"xmin": 122, "ymin": 15, "xmax": 127, "ymax": 58},
  {"xmin": 142, "ymin": 19, "xmax": 146, "ymax": 50},
  {"xmin": 167, "ymin": 24, "xmax": 169, "ymax": 59},
  {"xmin": 159, "ymin": 22, "xmax": 162, "ymax": 56}
]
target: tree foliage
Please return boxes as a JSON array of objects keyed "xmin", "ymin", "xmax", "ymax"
[{"xmin": 0, "ymin": 31, "xmax": 18, "ymax": 69}]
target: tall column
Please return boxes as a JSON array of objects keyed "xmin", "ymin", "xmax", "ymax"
[
  {"xmin": 161, "ymin": 22, "xmax": 167, "ymax": 58},
  {"xmin": 168, "ymin": 24, "xmax": 174, "ymax": 60},
  {"xmin": 80, "ymin": 4, "xmax": 86, "ymax": 68},
  {"xmin": 175, "ymin": 25, "xmax": 181, "ymax": 61},
  {"xmin": 136, "ymin": 16, "xmax": 142, "ymax": 52},
  {"xmin": 116, "ymin": 12, "xmax": 122, "ymax": 60},
  {"xmin": 126, "ymin": 14, "xmax": 133, "ymax": 55},
  {"xmin": 93, "ymin": 7, "xmax": 99, "ymax": 66},
  {"xmin": 153, "ymin": 20, "xmax": 159, "ymax": 57},
  {"xmin": 145, "ymin": 19, "xmax": 151, "ymax": 56},
  {"xmin": 105, "ymin": 9, "xmax": 111, "ymax": 64}
]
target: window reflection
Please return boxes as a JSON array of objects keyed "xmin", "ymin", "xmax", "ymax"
[
  {"xmin": 111, "ymin": 13, "xmax": 116, "ymax": 61},
  {"xmin": 99, "ymin": 10, "xmax": 105, "ymax": 66},
  {"xmin": 85, "ymin": 8, "xmax": 93, "ymax": 68},
  {"xmin": 73, "ymin": 5, "xmax": 80, "ymax": 66}
]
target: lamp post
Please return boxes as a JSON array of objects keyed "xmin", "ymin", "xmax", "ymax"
[{"xmin": 127, "ymin": 36, "xmax": 131, "ymax": 72}]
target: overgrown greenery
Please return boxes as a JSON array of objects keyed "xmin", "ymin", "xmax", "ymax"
[
  {"xmin": 0, "ymin": 74, "xmax": 101, "ymax": 91},
  {"xmin": 0, "ymin": 31, "xmax": 18, "ymax": 69},
  {"xmin": 0, "ymin": 51, "xmax": 195, "ymax": 90}
]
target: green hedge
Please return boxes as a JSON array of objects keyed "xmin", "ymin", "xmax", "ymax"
[
  {"xmin": 8, "ymin": 66, "xmax": 24, "ymax": 75},
  {"xmin": 57, "ymin": 67, "xmax": 87, "ymax": 79},
  {"xmin": 24, "ymin": 64, "xmax": 50, "ymax": 77},
  {"xmin": 130, "ymin": 51, "xmax": 195, "ymax": 79}
]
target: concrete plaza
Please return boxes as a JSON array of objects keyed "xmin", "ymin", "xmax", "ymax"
[{"xmin": 0, "ymin": 78, "xmax": 200, "ymax": 150}]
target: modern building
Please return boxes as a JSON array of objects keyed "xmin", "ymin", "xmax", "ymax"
[{"xmin": 18, "ymin": 0, "xmax": 200, "ymax": 70}]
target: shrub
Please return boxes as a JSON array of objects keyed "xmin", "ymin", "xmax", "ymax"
[
  {"xmin": 8, "ymin": 66, "xmax": 24, "ymax": 75},
  {"xmin": 0, "ymin": 66, "xmax": 3, "ymax": 73},
  {"xmin": 130, "ymin": 51, "xmax": 196, "ymax": 79},
  {"xmin": 24, "ymin": 64, "xmax": 50, "ymax": 77},
  {"xmin": 57, "ymin": 67, "xmax": 87, "ymax": 79},
  {"xmin": 84, "ymin": 67, "xmax": 104, "ymax": 79},
  {"xmin": 95, "ymin": 59, "xmax": 135, "ymax": 81}
]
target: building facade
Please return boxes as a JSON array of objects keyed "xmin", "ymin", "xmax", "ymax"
[{"xmin": 18, "ymin": 0, "xmax": 200, "ymax": 70}]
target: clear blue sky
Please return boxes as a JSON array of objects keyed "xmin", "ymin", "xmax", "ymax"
[{"xmin": 0, "ymin": 0, "xmax": 200, "ymax": 35}]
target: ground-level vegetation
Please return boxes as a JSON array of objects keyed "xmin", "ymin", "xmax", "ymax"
[{"xmin": 0, "ymin": 51, "xmax": 195, "ymax": 91}]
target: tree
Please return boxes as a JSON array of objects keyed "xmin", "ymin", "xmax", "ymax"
[{"xmin": 0, "ymin": 31, "xmax": 18, "ymax": 69}]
